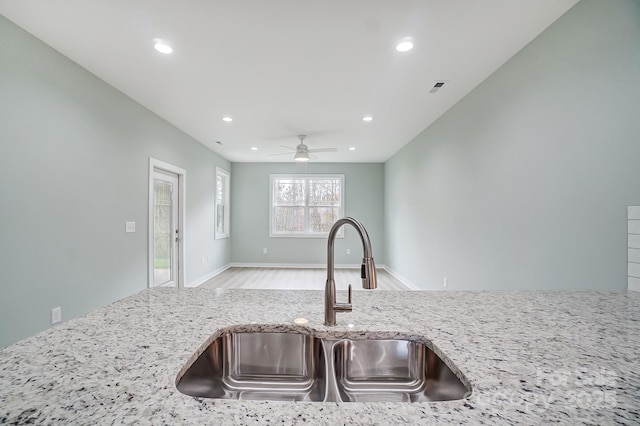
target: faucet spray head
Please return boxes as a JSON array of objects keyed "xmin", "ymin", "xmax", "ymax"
[{"xmin": 361, "ymin": 258, "xmax": 377, "ymax": 289}]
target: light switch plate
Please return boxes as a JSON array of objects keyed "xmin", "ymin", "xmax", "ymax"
[
  {"xmin": 125, "ymin": 221, "xmax": 136, "ymax": 233},
  {"xmin": 51, "ymin": 307, "xmax": 61, "ymax": 324}
]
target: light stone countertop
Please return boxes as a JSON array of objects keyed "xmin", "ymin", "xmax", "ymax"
[{"xmin": 0, "ymin": 288, "xmax": 639, "ymax": 425}]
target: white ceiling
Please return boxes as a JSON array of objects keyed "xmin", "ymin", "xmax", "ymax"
[{"xmin": 0, "ymin": 0, "xmax": 578, "ymax": 163}]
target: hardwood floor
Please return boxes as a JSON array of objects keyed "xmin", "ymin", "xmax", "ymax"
[{"xmin": 199, "ymin": 267, "xmax": 409, "ymax": 291}]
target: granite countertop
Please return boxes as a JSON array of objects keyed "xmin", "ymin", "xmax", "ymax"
[{"xmin": 0, "ymin": 288, "xmax": 638, "ymax": 424}]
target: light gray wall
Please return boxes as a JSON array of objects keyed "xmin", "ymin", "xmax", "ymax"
[
  {"xmin": 384, "ymin": 0, "xmax": 640, "ymax": 290},
  {"xmin": 0, "ymin": 16, "xmax": 230, "ymax": 348},
  {"xmin": 231, "ymin": 163, "xmax": 384, "ymax": 267}
]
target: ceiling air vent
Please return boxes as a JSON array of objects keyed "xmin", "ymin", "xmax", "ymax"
[{"xmin": 429, "ymin": 81, "xmax": 446, "ymax": 93}]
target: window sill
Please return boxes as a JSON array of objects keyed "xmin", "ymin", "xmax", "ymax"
[{"xmin": 269, "ymin": 233, "xmax": 344, "ymax": 239}]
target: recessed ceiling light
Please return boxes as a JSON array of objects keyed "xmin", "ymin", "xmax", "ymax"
[
  {"xmin": 222, "ymin": 116, "xmax": 233, "ymax": 122},
  {"xmin": 396, "ymin": 38, "xmax": 414, "ymax": 52},
  {"xmin": 250, "ymin": 147, "xmax": 258, "ymax": 151},
  {"xmin": 153, "ymin": 40, "xmax": 173, "ymax": 54},
  {"xmin": 362, "ymin": 115, "xmax": 373, "ymax": 122},
  {"xmin": 215, "ymin": 141, "xmax": 223, "ymax": 145},
  {"xmin": 348, "ymin": 147, "xmax": 356, "ymax": 151}
]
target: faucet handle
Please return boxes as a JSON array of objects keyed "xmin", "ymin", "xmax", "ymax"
[{"xmin": 333, "ymin": 284, "xmax": 353, "ymax": 313}]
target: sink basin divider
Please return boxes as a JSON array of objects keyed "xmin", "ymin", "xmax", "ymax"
[{"xmin": 319, "ymin": 338, "xmax": 342, "ymax": 403}]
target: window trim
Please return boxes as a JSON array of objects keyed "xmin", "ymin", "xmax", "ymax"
[
  {"xmin": 269, "ymin": 174, "xmax": 345, "ymax": 238},
  {"xmin": 215, "ymin": 167, "xmax": 230, "ymax": 240}
]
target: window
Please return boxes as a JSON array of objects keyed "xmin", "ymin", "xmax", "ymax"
[
  {"xmin": 270, "ymin": 174, "xmax": 344, "ymax": 237},
  {"xmin": 215, "ymin": 167, "xmax": 230, "ymax": 239}
]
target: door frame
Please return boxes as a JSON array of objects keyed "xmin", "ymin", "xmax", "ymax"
[{"xmin": 148, "ymin": 157, "xmax": 186, "ymax": 288}]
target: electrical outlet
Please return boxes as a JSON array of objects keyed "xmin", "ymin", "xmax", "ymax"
[
  {"xmin": 443, "ymin": 277, "xmax": 448, "ymax": 288},
  {"xmin": 125, "ymin": 221, "xmax": 135, "ymax": 233},
  {"xmin": 346, "ymin": 249, "xmax": 351, "ymax": 255},
  {"xmin": 51, "ymin": 307, "xmax": 62, "ymax": 324},
  {"xmin": 263, "ymin": 248, "xmax": 268, "ymax": 254}
]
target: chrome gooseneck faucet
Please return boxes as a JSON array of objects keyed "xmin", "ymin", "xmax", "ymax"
[{"xmin": 324, "ymin": 217, "xmax": 377, "ymax": 326}]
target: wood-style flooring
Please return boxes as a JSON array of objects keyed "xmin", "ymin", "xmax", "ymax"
[{"xmin": 199, "ymin": 267, "xmax": 409, "ymax": 291}]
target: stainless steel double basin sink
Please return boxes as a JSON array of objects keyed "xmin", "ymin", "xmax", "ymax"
[{"xmin": 176, "ymin": 330, "xmax": 471, "ymax": 403}]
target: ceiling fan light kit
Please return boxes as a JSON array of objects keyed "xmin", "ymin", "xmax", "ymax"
[{"xmin": 294, "ymin": 151, "xmax": 310, "ymax": 161}]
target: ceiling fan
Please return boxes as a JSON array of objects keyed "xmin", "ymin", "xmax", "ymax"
[{"xmin": 269, "ymin": 135, "xmax": 337, "ymax": 161}]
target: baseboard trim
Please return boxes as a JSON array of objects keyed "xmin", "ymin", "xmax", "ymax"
[
  {"xmin": 187, "ymin": 264, "xmax": 232, "ymax": 288},
  {"xmin": 229, "ymin": 262, "xmax": 386, "ymax": 269},
  {"xmin": 380, "ymin": 266, "xmax": 421, "ymax": 291}
]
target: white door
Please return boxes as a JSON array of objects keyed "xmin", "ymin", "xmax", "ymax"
[{"xmin": 151, "ymin": 169, "xmax": 180, "ymax": 287}]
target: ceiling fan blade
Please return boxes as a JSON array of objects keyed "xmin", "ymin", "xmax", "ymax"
[
  {"xmin": 307, "ymin": 148, "xmax": 337, "ymax": 153},
  {"xmin": 268, "ymin": 152, "xmax": 293, "ymax": 156},
  {"xmin": 280, "ymin": 145, "xmax": 297, "ymax": 151}
]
